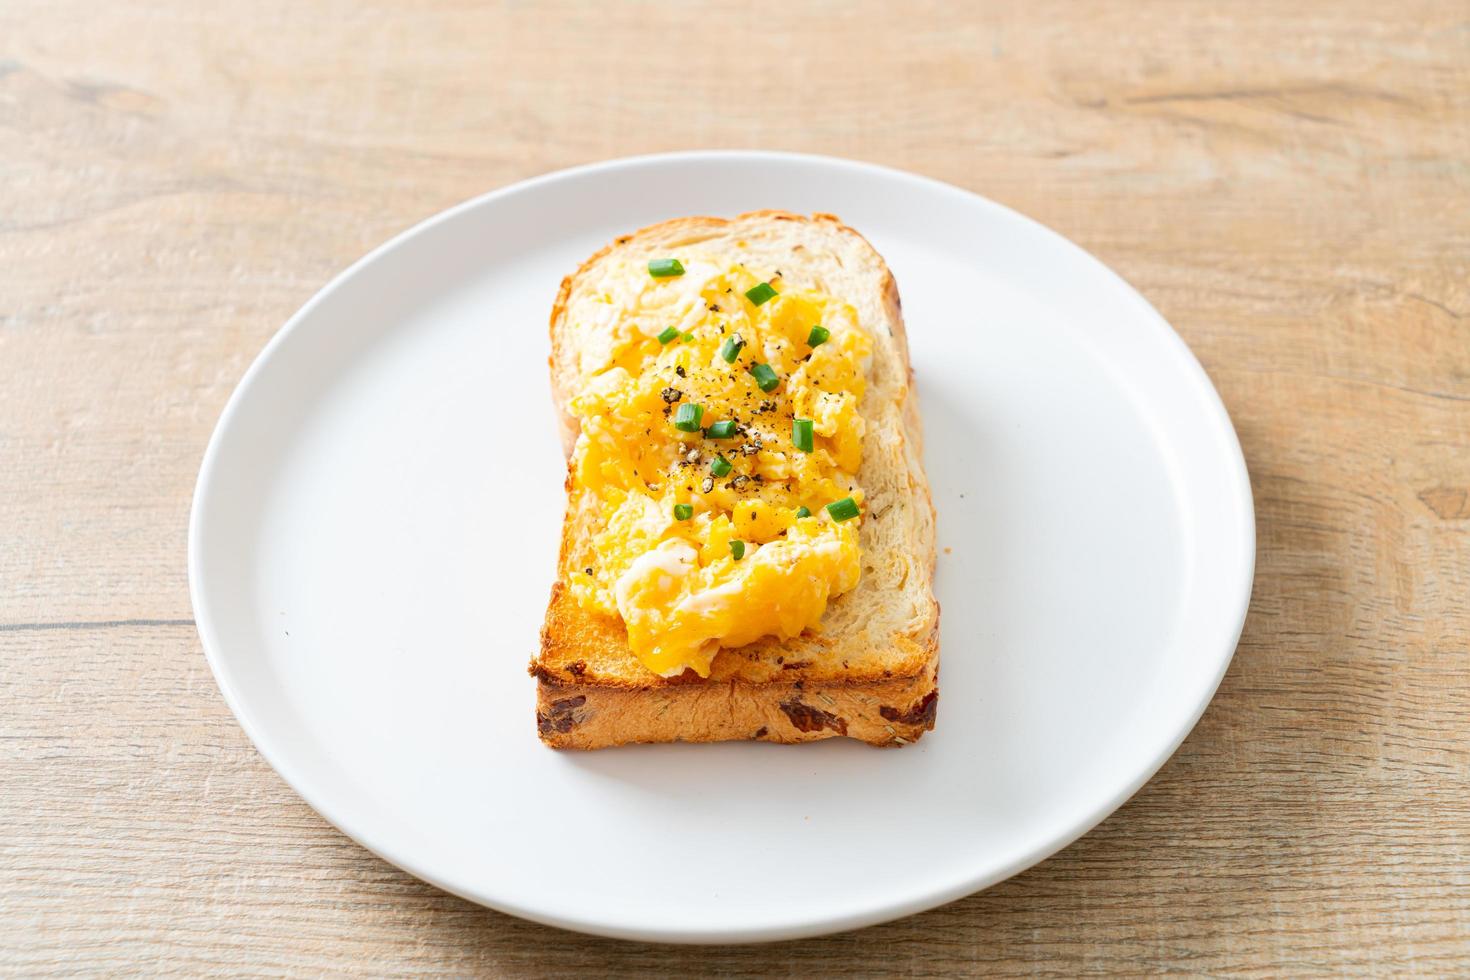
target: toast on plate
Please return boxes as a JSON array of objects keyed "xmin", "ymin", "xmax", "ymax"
[{"xmin": 531, "ymin": 211, "xmax": 938, "ymax": 748}]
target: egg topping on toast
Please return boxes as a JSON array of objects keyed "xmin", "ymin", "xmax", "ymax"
[{"xmin": 565, "ymin": 255, "xmax": 870, "ymax": 678}]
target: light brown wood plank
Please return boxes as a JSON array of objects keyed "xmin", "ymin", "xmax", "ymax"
[{"xmin": 2, "ymin": 0, "xmax": 1467, "ymax": 973}]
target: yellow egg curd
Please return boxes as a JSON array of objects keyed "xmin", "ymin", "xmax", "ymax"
[{"xmin": 567, "ymin": 256, "xmax": 869, "ymax": 677}]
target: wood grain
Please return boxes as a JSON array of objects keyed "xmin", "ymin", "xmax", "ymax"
[{"xmin": 3, "ymin": 0, "xmax": 1468, "ymax": 974}]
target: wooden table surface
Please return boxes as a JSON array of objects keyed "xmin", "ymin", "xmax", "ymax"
[{"xmin": 4, "ymin": 1, "xmax": 1468, "ymax": 974}]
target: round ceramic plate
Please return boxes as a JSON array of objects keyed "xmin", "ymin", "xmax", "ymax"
[{"xmin": 190, "ymin": 151, "xmax": 1254, "ymax": 944}]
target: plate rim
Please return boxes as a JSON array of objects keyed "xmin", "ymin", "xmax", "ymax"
[{"xmin": 188, "ymin": 149, "xmax": 1256, "ymax": 944}]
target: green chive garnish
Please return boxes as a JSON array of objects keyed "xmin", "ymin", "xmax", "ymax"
[
  {"xmin": 795, "ymin": 506, "xmax": 811, "ymax": 518},
  {"xmin": 656, "ymin": 326, "xmax": 680, "ymax": 344},
  {"xmin": 673, "ymin": 403, "xmax": 704, "ymax": 432},
  {"xmin": 729, "ymin": 540, "xmax": 746, "ymax": 560},
  {"xmin": 682, "ymin": 332, "xmax": 694, "ymax": 341},
  {"xmin": 705, "ymin": 420, "xmax": 738, "ymax": 439},
  {"xmin": 750, "ymin": 362, "xmax": 779, "ymax": 392},
  {"xmin": 673, "ymin": 503, "xmax": 693, "ymax": 521},
  {"xmin": 710, "ymin": 455, "xmax": 732, "ymax": 478},
  {"xmin": 745, "ymin": 282, "xmax": 778, "ymax": 306},
  {"xmin": 792, "ymin": 418, "xmax": 815, "ymax": 453},
  {"xmin": 807, "ymin": 325, "xmax": 830, "ymax": 347},
  {"xmin": 826, "ymin": 497, "xmax": 860, "ymax": 522},
  {"xmin": 719, "ymin": 334, "xmax": 746, "ymax": 363},
  {"xmin": 648, "ymin": 258, "xmax": 684, "ymax": 278}
]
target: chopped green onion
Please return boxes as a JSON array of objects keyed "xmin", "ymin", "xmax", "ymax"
[
  {"xmin": 826, "ymin": 497, "xmax": 860, "ymax": 522},
  {"xmin": 705, "ymin": 420, "xmax": 738, "ymax": 439},
  {"xmin": 648, "ymin": 258, "xmax": 685, "ymax": 278},
  {"xmin": 719, "ymin": 333, "xmax": 746, "ymax": 363},
  {"xmin": 750, "ymin": 362, "xmax": 779, "ymax": 392},
  {"xmin": 673, "ymin": 403, "xmax": 704, "ymax": 432},
  {"xmin": 656, "ymin": 326, "xmax": 680, "ymax": 344},
  {"xmin": 792, "ymin": 418, "xmax": 815, "ymax": 453},
  {"xmin": 682, "ymin": 332, "xmax": 694, "ymax": 341},
  {"xmin": 745, "ymin": 282, "xmax": 778, "ymax": 306},
  {"xmin": 807, "ymin": 325, "xmax": 830, "ymax": 347},
  {"xmin": 710, "ymin": 455, "xmax": 732, "ymax": 478},
  {"xmin": 729, "ymin": 540, "xmax": 746, "ymax": 560},
  {"xmin": 795, "ymin": 506, "xmax": 811, "ymax": 519},
  {"xmin": 673, "ymin": 503, "xmax": 693, "ymax": 521}
]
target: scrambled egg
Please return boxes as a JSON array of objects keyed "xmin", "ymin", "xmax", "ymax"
[{"xmin": 567, "ymin": 255, "xmax": 870, "ymax": 677}]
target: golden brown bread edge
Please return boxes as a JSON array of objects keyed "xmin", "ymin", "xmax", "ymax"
[{"xmin": 531, "ymin": 211, "xmax": 939, "ymax": 749}]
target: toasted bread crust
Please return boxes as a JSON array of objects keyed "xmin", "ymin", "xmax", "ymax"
[
  {"xmin": 534, "ymin": 211, "xmax": 939, "ymax": 748},
  {"xmin": 535, "ymin": 633, "xmax": 939, "ymax": 749}
]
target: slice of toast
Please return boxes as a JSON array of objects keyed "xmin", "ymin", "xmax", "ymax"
[{"xmin": 532, "ymin": 212, "xmax": 938, "ymax": 748}]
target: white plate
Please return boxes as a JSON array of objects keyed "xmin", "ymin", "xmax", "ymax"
[{"xmin": 190, "ymin": 151, "xmax": 1254, "ymax": 944}]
